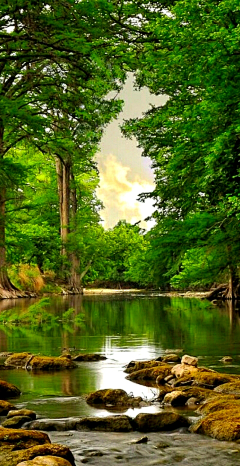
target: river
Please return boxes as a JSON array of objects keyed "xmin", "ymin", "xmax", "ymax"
[
  {"xmin": 0, "ymin": 292, "xmax": 240, "ymax": 419},
  {"xmin": 1, "ymin": 292, "xmax": 240, "ymax": 466}
]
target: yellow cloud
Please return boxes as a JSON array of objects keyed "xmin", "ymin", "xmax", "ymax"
[{"xmin": 97, "ymin": 154, "xmax": 155, "ymax": 229}]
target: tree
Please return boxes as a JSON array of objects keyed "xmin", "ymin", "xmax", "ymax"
[
  {"xmin": 0, "ymin": 0, "xmax": 130, "ymax": 297},
  {"xmin": 123, "ymin": 0, "xmax": 240, "ymax": 298}
]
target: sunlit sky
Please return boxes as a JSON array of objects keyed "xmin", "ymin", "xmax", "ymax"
[{"xmin": 97, "ymin": 75, "xmax": 167, "ymax": 230}]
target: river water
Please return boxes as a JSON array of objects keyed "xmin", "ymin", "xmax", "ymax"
[{"xmin": 0, "ymin": 292, "xmax": 240, "ymax": 420}]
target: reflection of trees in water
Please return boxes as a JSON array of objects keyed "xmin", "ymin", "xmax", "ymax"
[{"xmin": 1, "ymin": 295, "xmax": 240, "ymax": 359}]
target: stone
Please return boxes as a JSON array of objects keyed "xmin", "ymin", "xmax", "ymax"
[
  {"xmin": 0, "ymin": 443, "xmax": 75, "ymax": 466},
  {"xmin": 75, "ymin": 415, "xmax": 134, "ymax": 432},
  {"xmin": 0, "ymin": 379, "xmax": 21, "ymax": 398},
  {"xmin": 5, "ymin": 353, "xmax": 77, "ymax": 370},
  {"xmin": 86, "ymin": 389, "xmax": 142, "ymax": 408},
  {"xmin": 0, "ymin": 400, "xmax": 16, "ymax": 415},
  {"xmin": 196, "ymin": 396, "xmax": 240, "ymax": 415},
  {"xmin": 130, "ymin": 436, "xmax": 148, "ymax": 444},
  {"xmin": 7, "ymin": 409, "xmax": 36, "ymax": 420},
  {"xmin": 171, "ymin": 363, "xmax": 199, "ymax": 379},
  {"xmin": 17, "ymin": 456, "xmax": 72, "ymax": 466},
  {"xmin": 220, "ymin": 356, "xmax": 233, "ymax": 363},
  {"xmin": 181, "ymin": 355, "xmax": 198, "ymax": 366},
  {"xmin": 133, "ymin": 412, "xmax": 189, "ymax": 432},
  {"xmin": 2, "ymin": 415, "xmax": 33, "ymax": 428},
  {"xmin": 162, "ymin": 354, "xmax": 181, "ymax": 363},
  {"xmin": 73, "ymin": 353, "xmax": 106, "ymax": 361},
  {"xmin": 190, "ymin": 408, "xmax": 240, "ymax": 441},
  {"xmin": 163, "ymin": 390, "xmax": 189, "ymax": 406},
  {"xmin": 171, "ymin": 366, "xmax": 233, "ymax": 388},
  {"xmin": 126, "ymin": 364, "xmax": 172, "ymax": 385},
  {"xmin": 124, "ymin": 360, "xmax": 165, "ymax": 374},
  {"xmin": 213, "ymin": 381, "xmax": 240, "ymax": 396},
  {"xmin": 0, "ymin": 427, "xmax": 50, "ymax": 448}
]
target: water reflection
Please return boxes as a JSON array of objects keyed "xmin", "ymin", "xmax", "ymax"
[{"xmin": 1, "ymin": 293, "xmax": 240, "ymax": 418}]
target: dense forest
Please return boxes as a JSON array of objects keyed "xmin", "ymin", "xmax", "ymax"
[{"xmin": 0, "ymin": 0, "xmax": 240, "ymax": 300}]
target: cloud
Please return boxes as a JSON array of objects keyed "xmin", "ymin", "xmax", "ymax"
[{"xmin": 97, "ymin": 154, "xmax": 155, "ymax": 229}]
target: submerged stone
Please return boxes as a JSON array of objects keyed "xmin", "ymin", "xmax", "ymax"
[{"xmin": 73, "ymin": 353, "xmax": 106, "ymax": 361}]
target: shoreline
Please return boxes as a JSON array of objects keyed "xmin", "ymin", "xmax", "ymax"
[{"xmin": 83, "ymin": 288, "xmax": 210, "ymax": 299}]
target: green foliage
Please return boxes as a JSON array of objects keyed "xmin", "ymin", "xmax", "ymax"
[{"xmin": 122, "ymin": 0, "xmax": 240, "ymax": 290}]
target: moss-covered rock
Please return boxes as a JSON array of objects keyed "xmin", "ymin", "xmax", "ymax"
[
  {"xmin": 0, "ymin": 379, "xmax": 21, "ymax": 399},
  {"xmin": 162, "ymin": 354, "xmax": 181, "ymax": 363},
  {"xmin": 134, "ymin": 412, "xmax": 190, "ymax": 432},
  {"xmin": 124, "ymin": 360, "xmax": 165, "ymax": 374},
  {"xmin": 196, "ymin": 395, "xmax": 240, "ymax": 415},
  {"xmin": 2, "ymin": 415, "xmax": 33, "ymax": 428},
  {"xmin": 126, "ymin": 364, "xmax": 172, "ymax": 385},
  {"xmin": 73, "ymin": 353, "xmax": 106, "ymax": 362},
  {"xmin": 190, "ymin": 408, "xmax": 240, "ymax": 441},
  {"xmin": 86, "ymin": 388, "xmax": 142, "ymax": 408},
  {"xmin": 17, "ymin": 456, "xmax": 73, "ymax": 466},
  {"xmin": 0, "ymin": 443, "xmax": 75, "ymax": 466},
  {"xmin": 0, "ymin": 400, "xmax": 16, "ymax": 415},
  {"xmin": 4, "ymin": 353, "xmax": 77, "ymax": 371},
  {"xmin": 7, "ymin": 409, "xmax": 36, "ymax": 420},
  {"xmin": 173, "ymin": 369, "xmax": 232, "ymax": 388},
  {"xmin": 213, "ymin": 381, "xmax": 240, "ymax": 396},
  {"xmin": 0, "ymin": 427, "xmax": 50, "ymax": 448}
]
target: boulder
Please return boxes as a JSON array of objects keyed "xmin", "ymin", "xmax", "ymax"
[
  {"xmin": 0, "ymin": 379, "xmax": 21, "ymax": 398},
  {"xmin": 213, "ymin": 381, "xmax": 240, "ymax": 396},
  {"xmin": 163, "ymin": 390, "xmax": 190, "ymax": 407},
  {"xmin": 190, "ymin": 408, "xmax": 240, "ymax": 441},
  {"xmin": 172, "ymin": 367, "xmax": 232, "ymax": 388},
  {"xmin": 75, "ymin": 415, "xmax": 134, "ymax": 432},
  {"xmin": 134, "ymin": 412, "xmax": 189, "ymax": 432},
  {"xmin": 126, "ymin": 364, "xmax": 172, "ymax": 385},
  {"xmin": 85, "ymin": 388, "xmax": 142, "ymax": 408},
  {"xmin": 0, "ymin": 443, "xmax": 75, "ymax": 466},
  {"xmin": 17, "ymin": 456, "xmax": 72, "ymax": 466},
  {"xmin": 4, "ymin": 353, "xmax": 77, "ymax": 370},
  {"xmin": 2, "ymin": 415, "xmax": 33, "ymax": 428},
  {"xmin": 124, "ymin": 360, "xmax": 165, "ymax": 374},
  {"xmin": 24, "ymin": 419, "xmax": 79, "ymax": 431},
  {"xmin": 181, "ymin": 355, "xmax": 198, "ymax": 366},
  {"xmin": 0, "ymin": 400, "xmax": 16, "ymax": 415},
  {"xmin": 196, "ymin": 395, "xmax": 240, "ymax": 415},
  {"xmin": 0, "ymin": 427, "xmax": 50, "ymax": 448},
  {"xmin": 7, "ymin": 409, "xmax": 36, "ymax": 420},
  {"xmin": 171, "ymin": 363, "xmax": 199, "ymax": 379}
]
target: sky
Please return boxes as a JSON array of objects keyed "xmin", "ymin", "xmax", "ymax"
[{"xmin": 96, "ymin": 75, "xmax": 167, "ymax": 230}]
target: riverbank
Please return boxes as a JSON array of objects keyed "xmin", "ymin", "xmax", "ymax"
[{"xmin": 83, "ymin": 288, "xmax": 210, "ymax": 299}]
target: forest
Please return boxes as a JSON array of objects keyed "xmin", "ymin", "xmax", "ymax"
[{"xmin": 0, "ymin": 0, "xmax": 240, "ymax": 300}]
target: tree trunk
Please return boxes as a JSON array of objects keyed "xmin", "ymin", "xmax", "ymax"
[
  {"xmin": 0, "ymin": 182, "xmax": 28, "ymax": 298},
  {"xmin": 56, "ymin": 158, "xmax": 70, "ymax": 256},
  {"xmin": 56, "ymin": 159, "xmax": 83, "ymax": 293}
]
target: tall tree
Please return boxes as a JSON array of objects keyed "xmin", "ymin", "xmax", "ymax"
[
  {"xmin": 123, "ymin": 0, "xmax": 240, "ymax": 298},
  {"xmin": 0, "ymin": 0, "xmax": 129, "ymax": 297}
]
